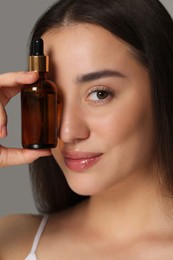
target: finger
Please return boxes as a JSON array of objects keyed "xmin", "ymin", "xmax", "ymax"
[
  {"xmin": 0, "ymin": 71, "xmax": 39, "ymax": 88},
  {"xmin": 0, "ymin": 71, "xmax": 39, "ymax": 105},
  {"xmin": 0, "ymin": 102, "xmax": 7, "ymax": 138},
  {"xmin": 0, "ymin": 146, "xmax": 51, "ymax": 167}
]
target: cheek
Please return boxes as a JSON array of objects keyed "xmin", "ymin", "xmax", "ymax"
[{"xmin": 87, "ymin": 93, "xmax": 154, "ymax": 150}]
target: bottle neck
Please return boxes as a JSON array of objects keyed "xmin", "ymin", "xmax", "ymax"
[{"xmin": 38, "ymin": 72, "xmax": 47, "ymax": 79}]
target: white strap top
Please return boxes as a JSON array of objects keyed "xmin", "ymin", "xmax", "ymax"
[{"xmin": 24, "ymin": 214, "xmax": 49, "ymax": 260}]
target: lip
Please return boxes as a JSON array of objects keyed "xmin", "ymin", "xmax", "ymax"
[{"xmin": 62, "ymin": 151, "xmax": 103, "ymax": 172}]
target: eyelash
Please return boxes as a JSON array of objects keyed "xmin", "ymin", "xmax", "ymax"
[
  {"xmin": 86, "ymin": 86, "xmax": 116, "ymax": 104},
  {"xmin": 57, "ymin": 86, "xmax": 116, "ymax": 105}
]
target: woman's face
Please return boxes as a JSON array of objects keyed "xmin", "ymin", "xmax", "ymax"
[{"xmin": 43, "ymin": 23, "xmax": 155, "ymax": 196}]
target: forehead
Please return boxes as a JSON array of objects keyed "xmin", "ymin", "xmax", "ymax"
[
  {"xmin": 42, "ymin": 23, "xmax": 144, "ymax": 81},
  {"xmin": 42, "ymin": 23, "xmax": 134, "ymax": 60}
]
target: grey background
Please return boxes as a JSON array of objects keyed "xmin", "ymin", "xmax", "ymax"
[{"xmin": 0, "ymin": 0, "xmax": 172, "ymax": 216}]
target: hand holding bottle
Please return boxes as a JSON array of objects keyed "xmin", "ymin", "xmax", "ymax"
[{"xmin": 0, "ymin": 71, "xmax": 51, "ymax": 168}]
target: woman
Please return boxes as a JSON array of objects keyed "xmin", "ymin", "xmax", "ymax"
[{"xmin": 0, "ymin": 0, "xmax": 173, "ymax": 258}]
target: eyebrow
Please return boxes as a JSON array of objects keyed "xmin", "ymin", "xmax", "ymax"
[{"xmin": 76, "ymin": 69, "xmax": 126, "ymax": 83}]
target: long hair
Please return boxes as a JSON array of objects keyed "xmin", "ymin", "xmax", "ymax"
[{"xmin": 29, "ymin": 0, "xmax": 173, "ymax": 213}]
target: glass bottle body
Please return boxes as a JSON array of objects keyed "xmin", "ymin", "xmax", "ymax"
[{"xmin": 21, "ymin": 73, "xmax": 57, "ymax": 149}]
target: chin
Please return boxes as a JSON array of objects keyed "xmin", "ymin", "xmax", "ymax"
[
  {"xmin": 70, "ymin": 185, "xmax": 101, "ymax": 196},
  {"xmin": 64, "ymin": 170, "xmax": 110, "ymax": 196}
]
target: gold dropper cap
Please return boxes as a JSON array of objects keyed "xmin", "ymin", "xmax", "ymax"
[
  {"xmin": 29, "ymin": 56, "xmax": 49, "ymax": 72},
  {"xmin": 29, "ymin": 38, "xmax": 49, "ymax": 72}
]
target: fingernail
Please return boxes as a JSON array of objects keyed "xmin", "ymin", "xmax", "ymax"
[
  {"xmin": 1, "ymin": 125, "xmax": 7, "ymax": 137},
  {"xmin": 16, "ymin": 71, "xmax": 38, "ymax": 82},
  {"xmin": 27, "ymin": 71, "xmax": 38, "ymax": 79},
  {"xmin": 27, "ymin": 71, "xmax": 37, "ymax": 75}
]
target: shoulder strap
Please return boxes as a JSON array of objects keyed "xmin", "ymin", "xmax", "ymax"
[{"xmin": 25, "ymin": 214, "xmax": 49, "ymax": 260}]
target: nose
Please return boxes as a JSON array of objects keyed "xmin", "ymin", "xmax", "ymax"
[{"xmin": 58, "ymin": 102, "xmax": 90, "ymax": 144}]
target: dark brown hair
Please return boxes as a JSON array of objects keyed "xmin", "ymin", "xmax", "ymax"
[{"xmin": 29, "ymin": 0, "xmax": 173, "ymax": 213}]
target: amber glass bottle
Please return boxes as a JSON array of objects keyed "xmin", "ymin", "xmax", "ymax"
[{"xmin": 21, "ymin": 38, "xmax": 57, "ymax": 149}]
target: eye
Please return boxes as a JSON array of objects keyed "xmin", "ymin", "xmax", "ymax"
[
  {"xmin": 86, "ymin": 86, "xmax": 116, "ymax": 103},
  {"xmin": 92, "ymin": 90, "xmax": 109, "ymax": 100}
]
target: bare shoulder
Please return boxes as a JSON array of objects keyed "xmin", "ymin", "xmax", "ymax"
[{"xmin": 0, "ymin": 213, "xmax": 42, "ymax": 260}]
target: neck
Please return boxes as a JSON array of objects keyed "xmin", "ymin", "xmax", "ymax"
[{"xmin": 81, "ymin": 168, "xmax": 173, "ymax": 242}]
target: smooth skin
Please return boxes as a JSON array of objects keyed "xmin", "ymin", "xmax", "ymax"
[{"xmin": 1, "ymin": 24, "xmax": 173, "ymax": 259}]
